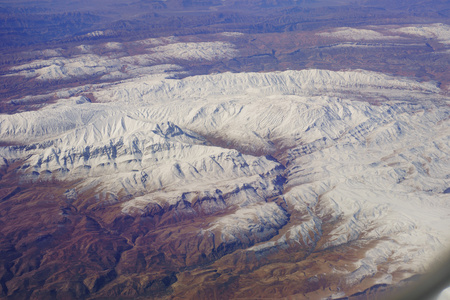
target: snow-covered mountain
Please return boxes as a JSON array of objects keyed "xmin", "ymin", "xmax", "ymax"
[{"xmin": 1, "ymin": 67, "xmax": 449, "ymax": 298}]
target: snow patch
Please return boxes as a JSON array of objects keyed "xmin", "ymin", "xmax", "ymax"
[
  {"xmin": 392, "ymin": 23, "xmax": 450, "ymax": 45},
  {"xmin": 318, "ymin": 27, "xmax": 401, "ymax": 40},
  {"xmin": 220, "ymin": 32, "xmax": 244, "ymax": 37},
  {"xmin": 5, "ymin": 41, "xmax": 237, "ymax": 81}
]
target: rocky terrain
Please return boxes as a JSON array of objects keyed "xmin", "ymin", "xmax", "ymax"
[{"xmin": 0, "ymin": 0, "xmax": 449, "ymax": 299}]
